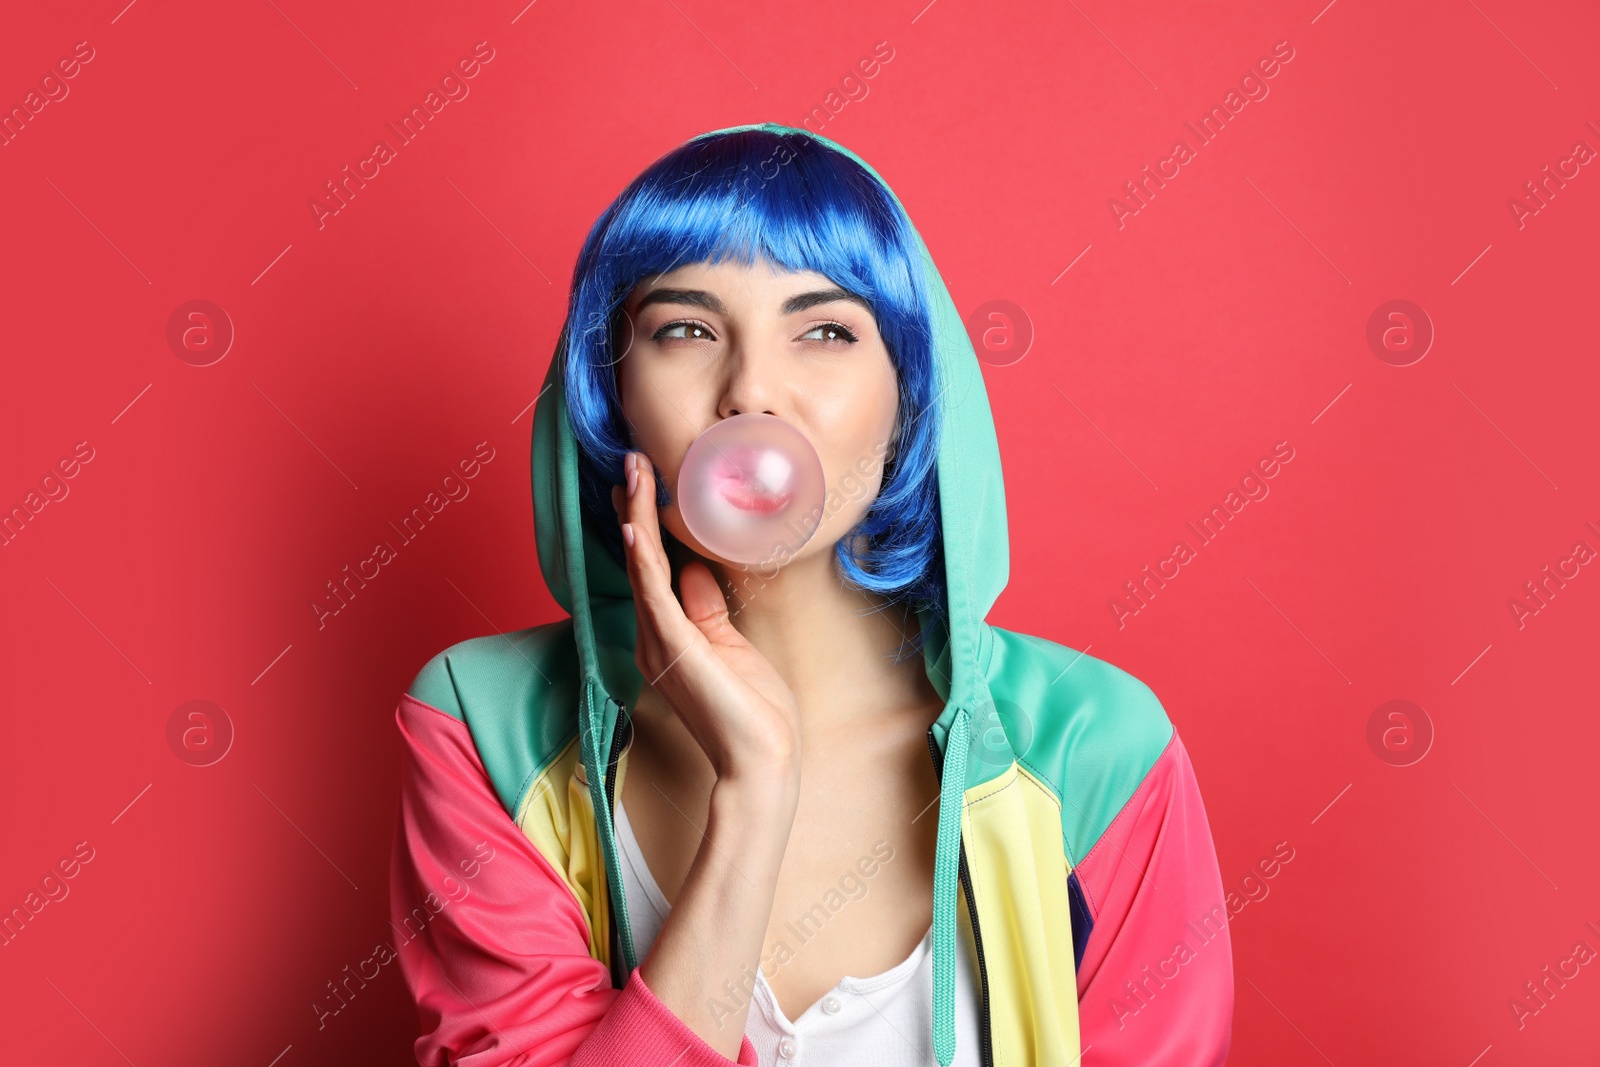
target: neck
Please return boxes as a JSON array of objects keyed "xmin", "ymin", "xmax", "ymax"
[{"xmin": 692, "ymin": 542, "xmax": 936, "ymax": 732}]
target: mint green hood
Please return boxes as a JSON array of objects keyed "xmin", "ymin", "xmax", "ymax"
[{"xmin": 529, "ymin": 122, "xmax": 1011, "ymax": 1065}]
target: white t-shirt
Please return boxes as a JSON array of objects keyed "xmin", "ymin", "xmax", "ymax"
[{"xmin": 614, "ymin": 800, "xmax": 983, "ymax": 1066}]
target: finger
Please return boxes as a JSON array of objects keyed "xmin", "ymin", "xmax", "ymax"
[
  {"xmin": 620, "ymin": 452, "xmax": 695, "ymax": 668},
  {"xmin": 627, "ymin": 449, "xmax": 667, "ymax": 563},
  {"xmin": 614, "ymin": 476, "xmax": 663, "ymax": 667},
  {"xmin": 679, "ymin": 560, "xmax": 741, "ymax": 648},
  {"xmin": 625, "ymin": 451, "xmax": 674, "ymax": 600}
]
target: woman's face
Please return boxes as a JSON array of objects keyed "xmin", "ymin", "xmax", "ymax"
[{"xmin": 614, "ymin": 258, "xmax": 900, "ymax": 569}]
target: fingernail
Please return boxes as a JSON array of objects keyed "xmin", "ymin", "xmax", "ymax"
[
  {"xmin": 627, "ymin": 467, "xmax": 639, "ymax": 497},
  {"xmin": 621, "ymin": 522, "xmax": 635, "ymax": 548},
  {"xmin": 626, "ymin": 451, "xmax": 637, "ymax": 474}
]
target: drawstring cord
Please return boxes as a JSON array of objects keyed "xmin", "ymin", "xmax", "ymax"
[
  {"xmin": 584, "ymin": 679, "xmax": 638, "ymax": 975},
  {"xmin": 931, "ymin": 708, "xmax": 969, "ymax": 1067}
]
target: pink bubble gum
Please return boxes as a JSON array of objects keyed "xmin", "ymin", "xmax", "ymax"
[{"xmin": 676, "ymin": 413, "xmax": 825, "ymax": 566}]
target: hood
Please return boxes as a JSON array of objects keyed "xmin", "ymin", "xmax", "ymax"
[{"xmin": 529, "ymin": 121, "xmax": 1010, "ymax": 1066}]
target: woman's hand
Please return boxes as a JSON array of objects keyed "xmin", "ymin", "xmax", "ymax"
[
  {"xmin": 611, "ymin": 449, "xmax": 801, "ymax": 1054},
  {"xmin": 611, "ymin": 450, "xmax": 803, "ymax": 792}
]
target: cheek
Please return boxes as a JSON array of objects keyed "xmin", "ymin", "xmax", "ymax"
[
  {"xmin": 824, "ymin": 453, "xmax": 886, "ymax": 529},
  {"xmin": 614, "ymin": 363, "xmax": 644, "ymax": 445},
  {"xmin": 816, "ymin": 412, "xmax": 897, "ymax": 529},
  {"xmin": 618, "ymin": 365, "xmax": 688, "ymax": 456},
  {"xmin": 832, "ymin": 469, "xmax": 871, "ymax": 516}
]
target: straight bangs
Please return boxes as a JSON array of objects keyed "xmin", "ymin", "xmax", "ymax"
[{"xmin": 561, "ymin": 128, "xmax": 946, "ymax": 640}]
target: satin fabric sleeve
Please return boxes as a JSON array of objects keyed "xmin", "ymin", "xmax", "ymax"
[
  {"xmin": 389, "ymin": 692, "xmax": 759, "ymax": 1067},
  {"xmin": 1073, "ymin": 730, "xmax": 1234, "ymax": 1065}
]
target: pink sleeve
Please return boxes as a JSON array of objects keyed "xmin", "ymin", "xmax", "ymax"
[
  {"xmin": 389, "ymin": 692, "xmax": 759, "ymax": 1067},
  {"xmin": 1073, "ymin": 731, "xmax": 1234, "ymax": 1065}
]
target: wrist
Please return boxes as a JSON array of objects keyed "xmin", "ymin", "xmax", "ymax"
[
  {"xmin": 679, "ymin": 776, "xmax": 795, "ymax": 893},
  {"xmin": 708, "ymin": 772, "xmax": 799, "ymax": 833}
]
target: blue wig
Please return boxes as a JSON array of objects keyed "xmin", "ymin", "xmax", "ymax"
[{"xmin": 560, "ymin": 126, "xmax": 946, "ymax": 636}]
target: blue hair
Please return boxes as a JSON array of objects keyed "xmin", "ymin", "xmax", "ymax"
[{"xmin": 560, "ymin": 127, "xmax": 946, "ymax": 639}]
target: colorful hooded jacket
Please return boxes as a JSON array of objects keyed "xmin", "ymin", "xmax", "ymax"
[{"xmin": 389, "ymin": 122, "xmax": 1234, "ymax": 1067}]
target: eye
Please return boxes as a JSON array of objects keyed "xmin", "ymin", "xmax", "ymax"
[
  {"xmin": 800, "ymin": 321, "xmax": 859, "ymax": 345},
  {"xmin": 653, "ymin": 319, "xmax": 716, "ymax": 342}
]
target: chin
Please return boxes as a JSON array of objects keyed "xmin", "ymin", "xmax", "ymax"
[
  {"xmin": 667, "ymin": 522, "xmax": 840, "ymax": 579},
  {"xmin": 657, "ymin": 499, "xmax": 833, "ymax": 569}
]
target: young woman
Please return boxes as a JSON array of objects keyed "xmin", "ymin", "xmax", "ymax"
[{"xmin": 390, "ymin": 123, "xmax": 1233, "ymax": 1066}]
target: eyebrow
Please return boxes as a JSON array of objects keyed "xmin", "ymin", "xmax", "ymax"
[{"xmin": 634, "ymin": 286, "xmax": 874, "ymax": 318}]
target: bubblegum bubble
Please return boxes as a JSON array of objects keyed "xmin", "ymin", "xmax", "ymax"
[{"xmin": 676, "ymin": 413, "xmax": 826, "ymax": 566}]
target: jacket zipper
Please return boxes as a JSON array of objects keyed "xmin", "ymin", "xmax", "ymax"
[
  {"xmin": 928, "ymin": 728, "xmax": 994, "ymax": 1067},
  {"xmin": 603, "ymin": 700, "xmax": 631, "ymax": 988},
  {"xmin": 603, "ymin": 699, "xmax": 628, "ymax": 812}
]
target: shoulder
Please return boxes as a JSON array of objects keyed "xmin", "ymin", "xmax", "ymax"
[
  {"xmin": 985, "ymin": 624, "xmax": 1176, "ymax": 865},
  {"xmin": 405, "ymin": 618, "xmax": 578, "ymax": 716},
  {"xmin": 402, "ymin": 618, "xmax": 583, "ymax": 817}
]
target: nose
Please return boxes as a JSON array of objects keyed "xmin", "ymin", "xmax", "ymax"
[{"xmin": 716, "ymin": 344, "xmax": 779, "ymax": 421}]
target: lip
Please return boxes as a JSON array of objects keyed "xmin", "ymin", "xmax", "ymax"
[
  {"xmin": 713, "ymin": 449, "xmax": 793, "ymax": 514},
  {"xmin": 719, "ymin": 481, "xmax": 792, "ymax": 513}
]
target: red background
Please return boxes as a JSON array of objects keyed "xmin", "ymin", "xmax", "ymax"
[{"xmin": 2, "ymin": 0, "xmax": 1597, "ymax": 1063}]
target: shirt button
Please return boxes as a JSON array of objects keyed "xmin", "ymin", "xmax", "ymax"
[
  {"xmin": 778, "ymin": 1036, "xmax": 798, "ymax": 1058},
  {"xmin": 821, "ymin": 995, "xmax": 841, "ymax": 1014}
]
